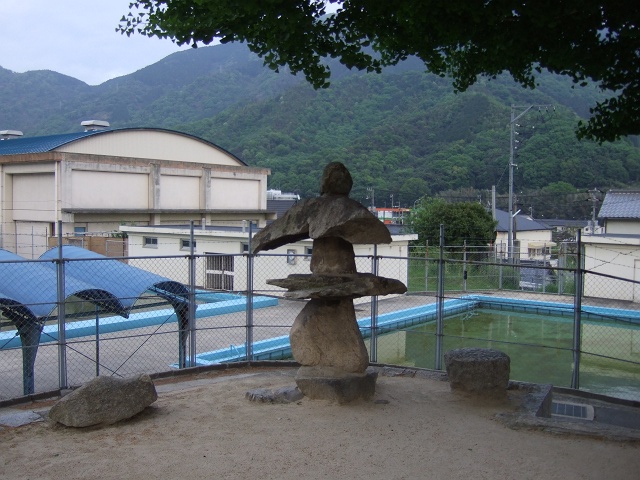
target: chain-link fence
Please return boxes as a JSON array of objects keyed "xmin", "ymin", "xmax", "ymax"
[{"xmin": 1, "ymin": 235, "xmax": 639, "ymax": 403}]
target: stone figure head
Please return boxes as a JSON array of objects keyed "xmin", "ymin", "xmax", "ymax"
[{"xmin": 320, "ymin": 162, "xmax": 353, "ymax": 196}]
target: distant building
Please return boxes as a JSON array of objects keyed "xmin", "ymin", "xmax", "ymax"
[
  {"xmin": 583, "ymin": 190, "xmax": 640, "ymax": 301},
  {"xmin": 266, "ymin": 189, "xmax": 300, "ymax": 220},
  {"xmin": 493, "ymin": 209, "xmax": 555, "ymax": 261},
  {"xmin": 373, "ymin": 207, "xmax": 411, "ymax": 225},
  {"xmin": 0, "ymin": 123, "xmax": 273, "ymax": 258}
]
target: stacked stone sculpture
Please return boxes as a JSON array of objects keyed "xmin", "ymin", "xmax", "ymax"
[{"xmin": 252, "ymin": 162, "xmax": 406, "ymax": 403}]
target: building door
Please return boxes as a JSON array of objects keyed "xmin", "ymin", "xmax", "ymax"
[
  {"xmin": 15, "ymin": 222, "xmax": 50, "ymax": 259},
  {"xmin": 205, "ymin": 253, "xmax": 234, "ymax": 291}
]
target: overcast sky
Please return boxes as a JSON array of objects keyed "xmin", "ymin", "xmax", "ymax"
[{"xmin": 0, "ymin": 0, "xmax": 190, "ymax": 85}]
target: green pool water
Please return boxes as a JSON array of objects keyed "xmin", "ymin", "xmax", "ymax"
[{"xmin": 373, "ymin": 308, "xmax": 640, "ymax": 400}]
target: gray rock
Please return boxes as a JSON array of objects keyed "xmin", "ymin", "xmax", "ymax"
[
  {"xmin": 245, "ymin": 386, "xmax": 304, "ymax": 404},
  {"xmin": 251, "ymin": 195, "xmax": 391, "ymax": 253},
  {"xmin": 290, "ymin": 298, "xmax": 369, "ymax": 373},
  {"xmin": 267, "ymin": 273, "xmax": 407, "ymax": 299},
  {"xmin": 48, "ymin": 374, "xmax": 157, "ymax": 427},
  {"xmin": 310, "ymin": 237, "xmax": 357, "ymax": 274},
  {"xmin": 0, "ymin": 410, "xmax": 44, "ymax": 427},
  {"xmin": 320, "ymin": 161, "xmax": 353, "ymax": 195},
  {"xmin": 295, "ymin": 366, "xmax": 378, "ymax": 404},
  {"xmin": 444, "ymin": 348, "xmax": 510, "ymax": 396}
]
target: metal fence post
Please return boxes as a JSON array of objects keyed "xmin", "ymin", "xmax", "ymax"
[
  {"xmin": 463, "ymin": 240, "xmax": 467, "ymax": 292},
  {"xmin": 370, "ymin": 244, "xmax": 379, "ymax": 363},
  {"xmin": 95, "ymin": 305, "xmax": 100, "ymax": 376},
  {"xmin": 571, "ymin": 230, "xmax": 583, "ymax": 389},
  {"xmin": 425, "ymin": 240, "xmax": 429, "ymax": 292},
  {"xmin": 188, "ymin": 221, "xmax": 197, "ymax": 368},
  {"xmin": 246, "ymin": 221, "xmax": 254, "ymax": 361},
  {"xmin": 435, "ymin": 224, "xmax": 445, "ymax": 370},
  {"xmin": 56, "ymin": 221, "xmax": 68, "ymax": 390},
  {"xmin": 498, "ymin": 243, "xmax": 504, "ymax": 290}
]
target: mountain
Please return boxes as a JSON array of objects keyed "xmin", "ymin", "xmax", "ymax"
[
  {"xmin": 0, "ymin": 43, "xmax": 305, "ymax": 135},
  {"xmin": 1, "ymin": 42, "xmax": 639, "ymax": 218}
]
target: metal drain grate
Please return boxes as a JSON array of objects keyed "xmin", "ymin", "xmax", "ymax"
[{"xmin": 552, "ymin": 401, "xmax": 594, "ymax": 420}]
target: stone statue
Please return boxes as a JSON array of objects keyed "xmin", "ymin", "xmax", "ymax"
[{"xmin": 252, "ymin": 162, "xmax": 406, "ymax": 402}]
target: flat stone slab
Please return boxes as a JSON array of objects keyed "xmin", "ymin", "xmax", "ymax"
[
  {"xmin": 267, "ymin": 273, "xmax": 407, "ymax": 299},
  {"xmin": 245, "ymin": 386, "xmax": 304, "ymax": 404},
  {"xmin": 445, "ymin": 348, "xmax": 510, "ymax": 396},
  {"xmin": 0, "ymin": 410, "xmax": 44, "ymax": 428}
]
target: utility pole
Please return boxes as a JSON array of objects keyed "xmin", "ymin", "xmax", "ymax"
[
  {"xmin": 508, "ymin": 104, "xmax": 553, "ymax": 261},
  {"xmin": 366, "ymin": 187, "xmax": 376, "ymax": 212},
  {"xmin": 587, "ymin": 188, "xmax": 601, "ymax": 234}
]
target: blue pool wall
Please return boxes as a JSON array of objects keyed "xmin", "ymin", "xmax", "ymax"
[
  {"xmin": 0, "ymin": 292, "xmax": 278, "ymax": 350},
  {"xmin": 191, "ymin": 294, "xmax": 640, "ymax": 367}
]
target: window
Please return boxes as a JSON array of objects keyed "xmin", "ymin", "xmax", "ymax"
[
  {"xmin": 304, "ymin": 246, "xmax": 313, "ymax": 261},
  {"xmin": 205, "ymin": 253, "xmax": 234, "ymax": 290},
  {"xmin": 74, "ymin": 226, "xmax": 87, "ymax": 236},
  {"xmin": 241, "ymin": 243, "xmax": 249, "ymax": 253},
  {"xmin": 143, "ymin": 237, "xmax": 158, "ymax": 248},
  {"xmin": 287, "ymin": 248, "xmax": 297, "ymax": 265},
  {"xmin": 181, "ymin": 239, "xmax": 196, "ymax": 251}
]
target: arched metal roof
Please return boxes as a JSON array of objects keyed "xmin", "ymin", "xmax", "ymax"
[
  {"xmin": 0, "ymin": 127, "xmax": 247, "ymax": 165},
  {"xmin": 0, "ymin": 246, "xmax": 190, "ymax": 324},
  {"xmin": 0, "ymin": 131, "xmax": 101, "ymax": 155}
]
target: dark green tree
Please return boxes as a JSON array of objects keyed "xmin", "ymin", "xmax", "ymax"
[
  {"xmin": 120, "ymin": 0, "xmax": 640, "ymax": 142},
  {"xmin": 408, "ymin": 198, "xmax": 497, "ymax": 247}
]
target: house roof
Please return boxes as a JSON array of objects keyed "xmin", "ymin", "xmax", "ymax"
[
  {"xmin": 0, "ymin": 127, "xmax": 247, "ymax": 165},
  {"xmin": 598, "ymin": 191, "xmax": 640, "ymax": 220},
  {"xmin": 494, "ymin": 209, "xmax": 552, "ymax": 232},
  {"xmin": 537, "ymin": 218, "xmax": 589, "ymax": 229},
  {"xmin": 267, "ymin": 198, "xmax": 299, "ymax": 220}
]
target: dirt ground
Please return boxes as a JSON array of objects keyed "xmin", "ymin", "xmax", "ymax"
[{"xmin": 1, "ymin": 366, "xmax": 639, "ymax": 480}]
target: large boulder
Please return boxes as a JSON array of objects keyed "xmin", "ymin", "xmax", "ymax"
[{"xmin": 48, "ymin": 374, "xmax": 157, "ymax": 427}]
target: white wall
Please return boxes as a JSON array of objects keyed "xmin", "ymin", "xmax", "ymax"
[
  {"xmin": 71, "ymin": 170, "xmax": 150, "ymax": 209},
  {"xmin": 495, "ymin": 229, "xmax": 553, "ymax": 260},
  {"xmin": 605, "ymin": 219, "xmax": 640, "ymax": 235},
  {"xmin": 584, "ymin": 237, "xmax": 640, "ymax": 301},
  {"xmin": 159, "ymin": 174, "xmax": 200, "ymax": 209},
  {"xmin": 211, "ymin": 178, "xmax": 261, "ymax": 209},
  {"xmin": 12, "ymin": 173, "xmax": 55, "ymax": 221}
]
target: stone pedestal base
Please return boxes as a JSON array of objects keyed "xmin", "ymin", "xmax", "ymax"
[
  {"xmin": 444, "ymin": 348, "xmax": 510, "ymax": 397},
  {"xmin": 295, "ymin": 366, "xmax": 378, "ymax": 404}
]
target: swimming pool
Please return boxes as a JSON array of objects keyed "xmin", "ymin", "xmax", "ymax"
[
  {"xmin": 192, "ymin": 294, "xmax": 640, "ymax": 400},
  {"xmin": 374, "ymin": 297, "xmax": 640, "ymax": 400}
]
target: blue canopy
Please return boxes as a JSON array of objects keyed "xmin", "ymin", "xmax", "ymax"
[
  {"xmin": 0, "ymin": 249, "xmax": 115, "ymax": 320},
  {"xmin": 1, "ymin": 246, "xmax": 193, "ymax": 395},
  {"xmin": 0, "ymin": 246, "xmax": 189, "ymax": 323}
]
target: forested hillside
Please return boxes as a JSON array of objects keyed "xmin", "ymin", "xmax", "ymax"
[
  {"xmin": 180, "ymin": 70, "xmax": 640, "ymax": 216},
  {"xmin": 2, "ymin": 42, "xmax": 639, "ymax": 219}
]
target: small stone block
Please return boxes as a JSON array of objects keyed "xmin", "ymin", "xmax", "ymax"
[{"xmin": 444, "ymin": 348, "xmax": 510, "ymax": 396}]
